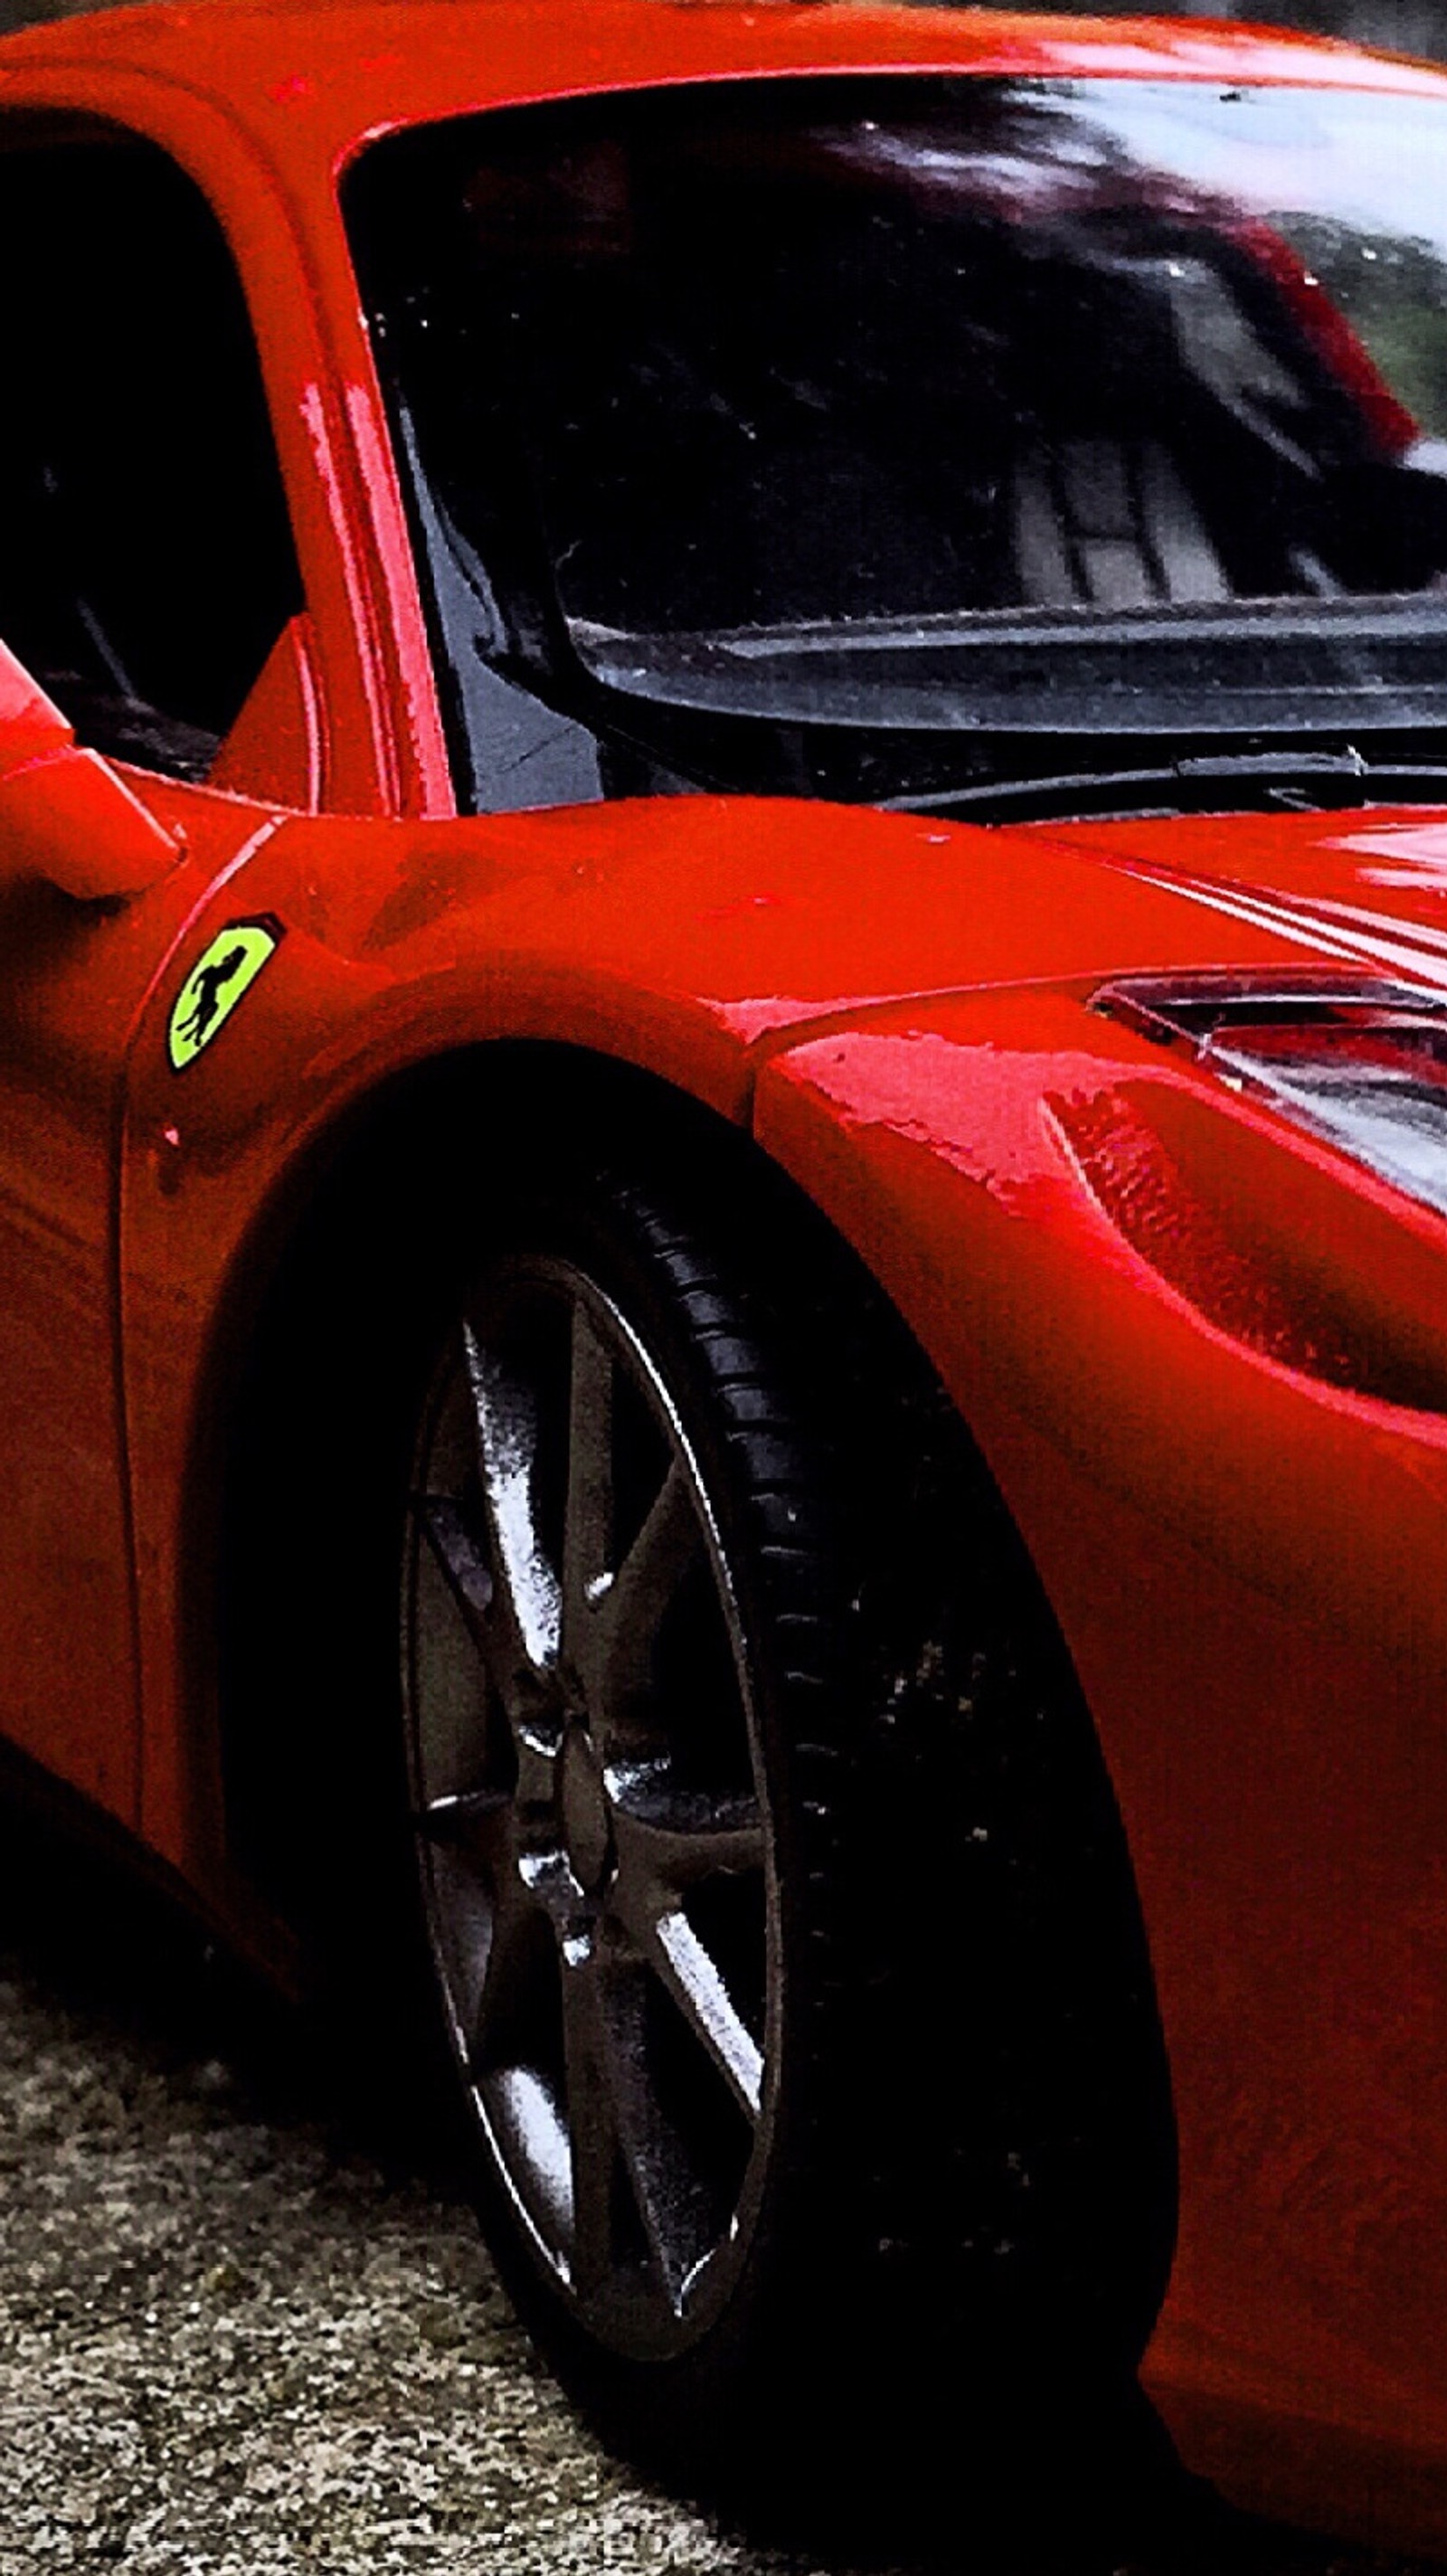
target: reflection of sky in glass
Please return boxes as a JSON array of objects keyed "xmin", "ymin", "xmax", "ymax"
[{"xmin": 1054, "ymin": 82, "xmax": 1447, "ymax": 250}]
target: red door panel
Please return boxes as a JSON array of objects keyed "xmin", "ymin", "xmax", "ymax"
[{"xmin": 0, "ymin": 776, "xmax": 280, "ymax": 1819}]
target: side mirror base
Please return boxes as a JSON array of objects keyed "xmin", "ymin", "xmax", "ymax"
[
  {"xmin": 0, "ymin": 637, "xmax": 181, "ymax": 900},
  {"xmin": 0, "ymin": 743, "xmax": 182, "ymax": 902}
]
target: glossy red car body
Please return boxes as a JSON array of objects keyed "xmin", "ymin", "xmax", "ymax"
[{"xmin": 2, "ymin": 0, "xmax": 1446, "ymax": 2548}]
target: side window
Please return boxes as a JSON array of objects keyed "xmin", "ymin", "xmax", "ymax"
[{"xmin": 0, "ymin": 128, "xmax": 303, "ymax": 783}]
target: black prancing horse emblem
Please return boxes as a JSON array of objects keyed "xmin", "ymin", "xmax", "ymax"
[{"xmin": 167, "ymin": 918, "xmax": 283, "ymax": 1071}]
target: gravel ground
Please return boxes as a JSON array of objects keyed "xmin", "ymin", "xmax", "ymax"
[
  {"xmin": 0, "ymin": 1815, "xmax": 814, "ymax": 2576},
  {"xmin": 2, "ymin": 1808, "xmax": 1442, "ymax": 2576}
]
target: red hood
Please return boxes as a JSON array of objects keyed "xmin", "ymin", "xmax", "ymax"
[
  {"xmin": 241, "ymin": 793, "xmax": 1447, "ymax": 1071},
  {"xmin": 1027, "ymin": 804, "xmax": 1447, "ymax": 999},
  {"xmin": 134, "ymin": 787, "xmax": 1447, "ymax": 1143}
]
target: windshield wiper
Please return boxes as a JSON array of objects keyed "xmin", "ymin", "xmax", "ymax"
[{"xmin": 889, "ymin": 747, "xmax": 1447, "ymax": 824}]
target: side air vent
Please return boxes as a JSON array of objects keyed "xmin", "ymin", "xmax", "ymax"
[{"xmin": 1046, "ymin": 975, "xmax": 1447, "ymax": 1413}]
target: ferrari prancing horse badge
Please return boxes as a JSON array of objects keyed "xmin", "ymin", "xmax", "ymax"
[{"xmin": 167, "ymin": 917, "xmax": 284, "ymax": 1072}]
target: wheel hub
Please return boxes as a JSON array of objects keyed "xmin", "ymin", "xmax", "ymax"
[{"xmin": 558, "ymin": 1718, "xmax": 615, "ymax": 1896}]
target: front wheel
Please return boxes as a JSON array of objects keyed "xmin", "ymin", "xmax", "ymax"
[
  {"xmin": 393, "ymin": 1141, "xmax": 1173, "ymax": 2481},
  {"xmin": 404, "ymin": 1242, "xmax": 780, "ymax": 2364}
]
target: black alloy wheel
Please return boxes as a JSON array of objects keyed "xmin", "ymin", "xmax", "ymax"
[{"xmin": 403, "ymin": 1251, "xmax": 777, "ymax": 2360}]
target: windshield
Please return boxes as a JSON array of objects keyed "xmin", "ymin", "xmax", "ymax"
[{"xmin": 347, "ymin": 74, "xmax": 1447, "ymax": 813}]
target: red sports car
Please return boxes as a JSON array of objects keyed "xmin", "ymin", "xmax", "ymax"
[{"xmin": 3, "ymin": 0, "xmax": 1447, "ymax": 2545}]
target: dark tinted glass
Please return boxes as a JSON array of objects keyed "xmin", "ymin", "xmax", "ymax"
[
  {"xmin": 350, "ymin": 76, "xmax": 1447, "ymax": 805},
  {"xmin": 0, "ymin": 134, "xmax": 302, "ymax": 780}
]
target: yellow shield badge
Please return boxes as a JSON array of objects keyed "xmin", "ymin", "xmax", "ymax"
[{"xmin": 167, "ymin": 917, "xmax": 283, "ymax": 1073}]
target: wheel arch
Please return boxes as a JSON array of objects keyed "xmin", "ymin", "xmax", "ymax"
[
  {"xmin": 183, "ymin": 1039, "xmax": 772, "ymax": 1916},
  {"xmin": 187, "ymin": 1031, "xmax": 1002, "ymax": 1908}
]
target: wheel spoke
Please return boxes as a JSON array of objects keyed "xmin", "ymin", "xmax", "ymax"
[
  {"xmin": 598, "ymin": 1958, "xmax": 720, "ymax": 2307},
  {"xmin": 610, "ymin": 1768, "xmax": 765, "ymax": 1888},
  {"xmin": 415, "ymin": 1495, "xmax": 495, "ymax": 1659},
  {"xmin": 560, "ymin": 1935, "xmax": 621, "ymax": 2299},
  {"xmin": 412, "ymin": 1779, "xmax": 520, "ymax": 2039},
  {"xmin": 486, "ymin": 2067, "xmax": 573, "ymax": 2251},
  {"xmin": 414, "ymin": 1784, "xmax": 513, "ymax": 1861},
  {"xmin": 591, "ymin": 1459, "xmax": 700, "ymax": 1727},
  {"xmin": 604, "ymin": 1779, "xmax": 764, "ymax": 2124},
  {"xmin": 419, "ymin": 1842, "xmax": 495, "ymax": 2041},
  {"xmin": 512, "ymin": 1725, "xmax": 562, "ymax": 1813},
  {"xmin": 656, "ymin": 1908, "xmax": 762, "ymax": 2125},
  {"xmin": 471, "ymin": 1852, "xmax": 551, "ymax": 2072},
  {"xmin": 562, "ymin": 1302, "xmax": 614, "ymax": 1658},
  {"xmin": 461, "ymin": 1322, "xmax": 562, "ymax": 1686},
  {"xmin": 410, "ymin": 1675, "xmax": 559, "ymax": 1865}
]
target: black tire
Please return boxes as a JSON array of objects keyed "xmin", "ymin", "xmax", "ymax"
[
  {"xmin": 392, "ymin": 1127, "xmax": 1174, "ymax": 2486},
  {"xmin": 222, "ymin": 1084, "xmax": 1174, "ymax": 2500}
]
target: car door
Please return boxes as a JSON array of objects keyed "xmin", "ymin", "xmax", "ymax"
[{"xmin": 0, "ymin": 124, "xmax": 318, "ymax": 1816}]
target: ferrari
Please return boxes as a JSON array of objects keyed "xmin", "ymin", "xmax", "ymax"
[{"xmin": 2, "ymin": 0, "xmax": 1447, "ymax": 2546}]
